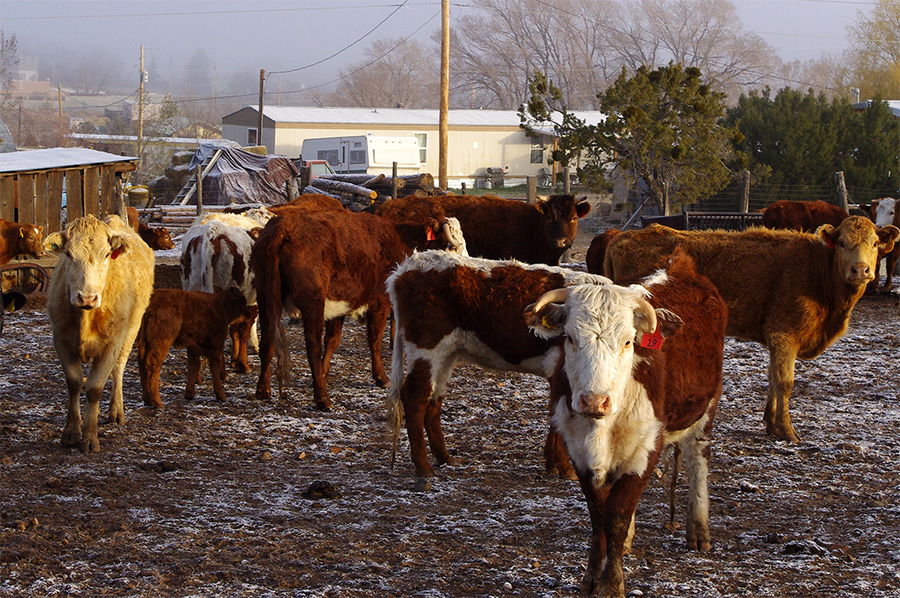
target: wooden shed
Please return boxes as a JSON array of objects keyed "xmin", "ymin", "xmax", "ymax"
[{"xmin": 0, "ymin": 148, "xmax": 140, "ymax": 234}]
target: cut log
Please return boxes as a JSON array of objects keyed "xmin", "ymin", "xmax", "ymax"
[
  {"xmin": 310, "ymin": 178, "xmax": 378, "ymax": 200},
  {"xmin": 399, "ymin": 173, "xmax": 434, "ymax": 193},
  {"xmin": 303, "ymin": 185, "xmax": 340, "ymax": 199}
]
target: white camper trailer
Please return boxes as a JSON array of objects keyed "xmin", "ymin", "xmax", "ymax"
[{"xmin": 300, "ymin": 135, "xmax": 421, "ymax": 175}]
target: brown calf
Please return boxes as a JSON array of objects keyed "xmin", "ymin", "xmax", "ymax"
[
  {"xmin": 762, "ymin": 199, "xmax": 848, "ymax": 232},
  {"xmin": 137, "ymin": 287, "xmax": 254, "ymax": 406},
  {"xmin": 1, "ymin": 219, "xmax": 44, "ymax": 265},
  {"xmin": 126, "ymin": 206, "xmax": 175, "ymax": 250}
]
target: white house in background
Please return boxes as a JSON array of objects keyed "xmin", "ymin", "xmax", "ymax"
[{"xmin": 220, "ymin": 106, "xmax": 604, "ymax": 185}]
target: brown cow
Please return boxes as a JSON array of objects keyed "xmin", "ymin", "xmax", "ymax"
[
  {"xmin": 762, "ymin": 199, "xmax": 848, "ymax": 232},
  {"xmin": 251, "ymin": 208, "xmax": 466, "ymax": 410},
  {"xmin": 867, "ymin": 197, "xmax": 900, "ymax": 290},
  {"xmin": 386, "ymin": 250, "xmax": 611, "ymax": 479},
  {"xmin": 524, "ymin": 253, "xmax": 727, "ymax": 597},
  {"xmin": 376, "ymin": 193, "xmax": 591, "ymax": 265},
  {"xmin": 0, "ymin": 219, "xmax": 44, "ymax": 264},
  {"xmin": 45, "ymin": 215, "xmax": 155, "ymax": 452},
  {"xmin": 126, "ymin": 206, "xmax": 175, "ymax": 250},
  {"xmin": 137, "ymin": 287, "xmax": 255, "ymax": 407},
  {"xmin": 588, "ymin": 216, "xmax": 900, "ymax": 442}
]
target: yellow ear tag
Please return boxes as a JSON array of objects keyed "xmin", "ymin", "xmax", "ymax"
[{"xmin": 541, "ymin": 315, "xmax": 557, "ymax": 329}]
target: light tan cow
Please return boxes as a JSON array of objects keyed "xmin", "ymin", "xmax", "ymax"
[{"xmin": 45, "ymin": 215, "xmax": 155, "ymax": 452}]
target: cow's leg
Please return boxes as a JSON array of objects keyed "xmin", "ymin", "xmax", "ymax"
[
  {"xmin": 110, "ymin": 318, "xmax": 143, "ymax": 424},
  {"xmin": 80, "ymin": 352, "xmax": 120, "ymax": 453},
  {"xmin": 424, "ymin": 394, "xmax": 453, "ymax": 466},
  {"xmin": 139, "ymin": 339, "xmax": 169, "ymax": 409},
  {"xmin": 764, "ymin": 335, "xmax": 800, "ymax": 442},
  {"xmin": 401, "ymin": 358, "xmax": 436, "ymax": 477},
  {"xmin": 228, "ymin": 320, "xmax": 250, "ymax": 373},
  {"xmin": 322, "ymin": 317, "xmax": 344, "ymax": 380},
  {"xmin": 577, "ymin": 472, "xmax": 609, "ymax": 597},
  {"xmin": 255, "ymin": 295, "xmax": 279, "ymax": 401},
  {"xmin": 185, "ymin": 347, "xmax": 202, "ymax": 400},
  {"xmin": 59, "ymin": 356, "xmax": 85, "ymax": 448},
  {"xmin": 682, "ymin": 399, "xmax": 718, "ymax": 551},
  {"xmin": 365, "ymin": 301, "xmax": 391, "ymax": 388},
  {"xmin": 302, "ymin": 302, "xmax": 331, "ymax": 410},
  {"xmin": 207, "ymin": 345, "xmax": 228, "ymax": 402},
  {"xmin": 883, "ymin": 248, "xmax": 900, "ymax": 291}
]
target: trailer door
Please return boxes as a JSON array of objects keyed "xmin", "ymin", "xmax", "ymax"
[{"xmin": 338, "ymin": 139, "xmax": 351, "ymax": 173}]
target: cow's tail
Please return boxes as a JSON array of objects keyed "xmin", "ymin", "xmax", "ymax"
[{"xmin": 387, "ymin": 304, "xmax": 405, "ymax": 469}]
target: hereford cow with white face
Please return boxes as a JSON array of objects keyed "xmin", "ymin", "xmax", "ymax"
[
  {"xmin": 45, "ymin": 215, "xmax": 155, "ymax": 452},
  {"xmin": 869, "ymin": 197, "xmax": 900, "ymax": 290},
  {"xmin": 526, "ymin": 253, "xmax": 728, "ymax": 597}
]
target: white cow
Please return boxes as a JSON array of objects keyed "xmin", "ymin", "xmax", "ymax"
[
  {"xmin": 871, "ymin": 197, "xmax": 900, "ymax": 290},
  {"xmin": 46, "ymin": 215, "xmax": 155, "ymax": 452}
]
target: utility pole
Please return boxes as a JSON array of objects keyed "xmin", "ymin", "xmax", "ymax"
[
  {"xmin": 57, "ymin": 84, "xmax": 63, "ymax": 146},
  {"xmin": 138, "ymin": 45, "xmax": 145, "ymax": 162},
  {"xmin": 439, "ymin": 0, "xmax": 449, "ymax": 190},
  {"xmin": 258, "ymin": 69, "xmax": 265, "ymax": 149}
]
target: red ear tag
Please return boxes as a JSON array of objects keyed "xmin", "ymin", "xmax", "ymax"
[
  {"xmin": 640, "ymin": 326, "xmax": 664, "ymax": 350},
  {"xmin": 111, "ymin": 248, "xmax": 121, "ymax": 260},
  {"xmin": 826, "ymin": 238, "xmax": 835, "ymax": 250},
  {"xmin": 426, "ymin": 229, "xmax": 437, "ymax": 241}
]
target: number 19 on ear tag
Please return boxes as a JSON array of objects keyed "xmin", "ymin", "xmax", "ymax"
[{"xmin": 640, "ymin": 327, "xmax": 664, "ymax": 350}]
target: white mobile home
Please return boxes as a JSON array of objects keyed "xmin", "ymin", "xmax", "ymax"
[
  {"xmin": 300, "ymin": 135, "xmax": 421, "ymax": 175},
  {"xmin": 221, "ymin": 106, "xmax": 604, "ymax": 186}
]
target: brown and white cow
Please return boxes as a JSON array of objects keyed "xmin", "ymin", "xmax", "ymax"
[
  {"xmin": 125, "ymin": 206, "xmax": 175, "ymax": 251},
  {"xmin": 385, "ymin": 250, "xmax": 611, "ymax": 479},
  {"xmin": 762, "ymin": 199, "xmax": 848, "ymax": 232},
  {"xmin": 251, "ymin": 209, "xmax": 466, "ymax": 410},
  {"xmin": 45, "ymin": 215, "xmax": 155, "ymax": 452},
  {"xmin": 867, "ymin": 197, "xmax": 900, "ymax": 290},
  {"xmin": 137, "ymin": 287, "xmax": 255, "ymax": 407},
  {"xmin": 588, "ymin": 216, "xmax": 900, "ymax": 442},
  {"xmin": 1, "ymin": 218, "xmax": 45, "ymax": 264},
  {"xmin": 181, "ymin": 219, "xmax": 264, "ymax": 372},
  {"xmin": 524, "ymin": 253, "xmax": 727, "ymax": 597},
  {"xmin": 376, "ymin": 193, "xmax": 590, "ymax": 265}
]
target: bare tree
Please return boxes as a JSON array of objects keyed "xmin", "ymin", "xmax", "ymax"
[
  {"xmin": 844, "ymin": 0, "xmax": 900, "ymax": 100},
  {"xmin": 61, "ymin": 47, "xmax": 125, "ymax": 95},
  {"xmin": 327, "ymin": 39, "xmax": 439, "ymax": 108}
]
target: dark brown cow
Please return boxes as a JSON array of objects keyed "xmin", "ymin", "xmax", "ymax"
[
  {"xmin": 268, "ymin": 193, "xmax": 345, "ymax": 214},
  {"xmin": 0, "ymin": 219, "xmax": 44, "ymax": 264},
  {"xmin": 126, "ymin": 206, "xmax": 175, "ymax": 250},
  {"xmin": 386, "ymin": 250, "xmax": 611, "ymax": 479},
  {"xmin": 762, "ymin": 199, "xmax": 848, "ymax": 232},
  {"xmin": 251, "ymin": 208, "xmax": 465, "ymax": 410},
  {"xmin": 524, "ymin": 253, "xmax": 727, "ymax": 597},
  {"xmin": 376, "ymin": 193, "xmax": 591, "ymax": 265},
  {"xmin": 137, "ymin": 287, "xmax": 255, "ymax": 407},
  {"xmin": 589, "ymin": 216, "xmax": 900, "ymax": 442}
]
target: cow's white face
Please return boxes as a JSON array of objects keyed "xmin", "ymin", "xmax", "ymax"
[
  {"xmin": 874, "ymin": 198, "xmax": 898, "ymax": 227},
  {"xmin": 818, "ymin": 215, "xmax": 900, "ymax": 285},
  {"xmin": 526, "ymin": 284, "xmax": 665, "ymax": 419},
  {"xmin": 45, "ymin": 217, "xmax": 129, "ymax": 310},
  {"xmin": 443, "ymin": 217, "xmax": 468, "ymax": 256}
]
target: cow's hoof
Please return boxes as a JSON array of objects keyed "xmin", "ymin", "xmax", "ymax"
[
  {"xmin": 60, "ymin": 430, "xmax": 81, "ymax": 447},
  {"xmin": 315, "ymin": 400, "xmax": 333, "ymax": 412},
  {"xmin": 255, "ymin": 389, "xmax": 271, "ymax": 401},
  {"xmin": 80, "ymin": 437, "xmax": 101, "ymax": 453},
  {"xmin": 766, "ymin": 423, "xmax": 800, "ymax": 443},
  {"xmin": 231, "ymin": 362, "xmax": 249, "ymax": 374},
  {"xmin": 374, "ymin": 375, "xmax": 389, "ymax": 389},
  {"xmin": 413, "ymin": 477, "xmax": 432, "ymax": 492}
]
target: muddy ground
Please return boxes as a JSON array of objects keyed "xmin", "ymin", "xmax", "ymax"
[{"xmin": 2, "ymin": 217, "xmax": 899, "ymax": 597}]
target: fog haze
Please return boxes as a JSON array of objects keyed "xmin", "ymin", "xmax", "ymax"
[{"xmin": 0, "ymin": 0, "xmax": 871, "ymax": 105}]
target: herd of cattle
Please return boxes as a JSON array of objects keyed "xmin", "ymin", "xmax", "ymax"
[{"xmin": 2, "ymin": 193, "xmax": 899, "ymax": 597}]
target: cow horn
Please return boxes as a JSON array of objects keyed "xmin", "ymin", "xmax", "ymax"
[
  {"xmin": 533, "ymin": 287, "xmax": 571, "ymax": 313},
  {"xmin": 636, "ymin": 298, "xmax": 657, "ymax": 333}
]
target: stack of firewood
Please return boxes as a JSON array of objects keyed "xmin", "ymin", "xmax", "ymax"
[{"xmin": 304, "ymin": 173, "xmax": 441, "ymax": 212}]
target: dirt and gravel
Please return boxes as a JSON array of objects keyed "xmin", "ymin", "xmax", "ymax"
[{"xmin": 2, "ymin": 211, "xmax": 899, "ymax": 597}]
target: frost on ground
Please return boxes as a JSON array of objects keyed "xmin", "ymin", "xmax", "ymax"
[{"xmin": 1, "ymin": 288, "xmax": 899, "ymax": 597}]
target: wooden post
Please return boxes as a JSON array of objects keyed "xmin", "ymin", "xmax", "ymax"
[
  {"xmin": 662, "ymin": 181, "xmax": 670, "ymax": 216},
  {"xmin": 196, "ymin": 165, "xmax": 203, "ymax": 215},
  {"xmin": 138, "ymin": 46, "xmax": 144, "ymax": 163},
  {"xmin": 300, "ymin": 165, "xmax": 311, "ymax": 190},
  {"xmin": 461, "ymin": 181, "xmax": 467, "ymax": 195},
  {"xmin": 740, "ymin": 170, "xmax": 751, "ymax": 213},
  {"xmin": 564, "ymin": 167, "xmax": 571, "ymax": 195},
  {"xmin": 438, "ymin": 0, "xmax": 449, "ymax": 190},
  {"xmin": 392, "ymin": 162, "xmax": 398, "ymax": 201},
  {"xmin": 835, "ymin": 171, "xmax": 849, "ymax": 212},
  {"xmin": 57, "ymin": 84, "xmax": 63, "ymax": 146},
  {"xmin": 116, "ymin": 173, "xmax": 127, "ymax": 219},
  {"xmin": 257, "ymin": 69, "xmax": 265, "ymax": 149},
  {"xmin": 526, "ymin": 176, "xmax": 536, "ymax": 204}
]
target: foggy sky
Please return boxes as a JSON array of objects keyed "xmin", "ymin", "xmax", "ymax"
[{"xmin": 1, "ymin": 0, "xmax": 869, "ymax": 103}]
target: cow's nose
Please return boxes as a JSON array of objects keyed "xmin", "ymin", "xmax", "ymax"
[
  {"xmin": 850, "ymin": 263, "xmax": 873, "ymax": 280},
  {"xmin": 75, "ymin": 293, "xmax": 100, "ymax": 309},
  {"xmin": 578, "ymin": 393, "xmax": 611, "ymax": 418}
]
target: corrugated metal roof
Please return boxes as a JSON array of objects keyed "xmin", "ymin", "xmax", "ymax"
[
  {"xmin": 0, "ymin": 147, "xmax": 139, "ymax": 174},
  {"xmin": 852, "ymin": 100, "xmax": 900, "ymax": 119},
  {"xmin": 254, "ymin": 106, "xmax": 605, "ymax": 129}
]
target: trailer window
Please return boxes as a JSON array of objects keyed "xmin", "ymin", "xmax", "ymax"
[
  {"xmin": 350, "ymin": 150, "xmax": 366, "ymax": 164},
  {"xmin": 248, "ymin": 128, "xmax": 258, "ymax": 146},
  {"xmin": 317, "ymin": 149, "xmax": 340, "ymax": 166},
  {"xmin": 415, "ymin": 133, "xmax": 427, "ymax": 163}
]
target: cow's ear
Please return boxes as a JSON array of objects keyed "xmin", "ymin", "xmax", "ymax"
[
  {"xmin": 576, "ymin": 200, "xmax": 592, "ymax": 218},
  {"xmin": 524, "ymin": 301, "xmax": 567, "ymax": 339},
  {"xmin": 535, "ymin": 200, "xmax": 549, "ymax": 216},
  {"xmin": 816, "ymin": 224, "xmax": 837, "ymax": 247},
  {"xmin": 877, "ymin": 224, "xmax": 900, "ymax": 253},
  {"xmin": 248, "ymin": 227, "xmax": 263, "ymax": 240},
  {"xmin": 43, "ymin": 232, "xmax": 66, "ymax": 253},
  {"xmin": 109, "ymin": 235, "xmax": 130, "ymax": 259}
]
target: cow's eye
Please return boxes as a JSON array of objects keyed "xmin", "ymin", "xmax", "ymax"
[{"xmin": 65, "ymin": 251, "xmax": 71, "ymax": 259}]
